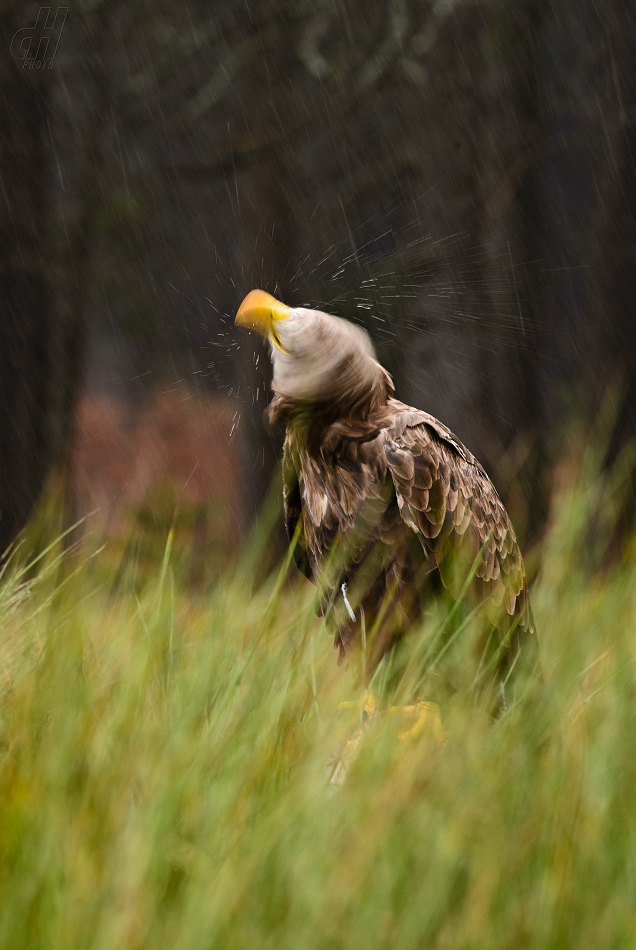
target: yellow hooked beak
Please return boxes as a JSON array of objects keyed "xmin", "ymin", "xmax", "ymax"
[{"xmin": 235, "ymin": 289, "xmax": 291, "ymax": 354}]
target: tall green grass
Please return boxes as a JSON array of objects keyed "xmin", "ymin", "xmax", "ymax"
[{"xmin": 0, "ymin": 447, "xmax": 635, "ymax": 950}]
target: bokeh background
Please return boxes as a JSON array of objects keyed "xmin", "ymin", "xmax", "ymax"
[{"xmin": 2, "ymin": 0, "xmax": 635, "ymax": 568}]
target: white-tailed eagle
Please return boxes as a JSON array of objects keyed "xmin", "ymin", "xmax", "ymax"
[{"xmin": 236, "ymin": 289, "xmax": 534, "ymax": 688}]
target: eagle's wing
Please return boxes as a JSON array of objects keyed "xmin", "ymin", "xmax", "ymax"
[{"xmin": 382, "ymin": 405, "xmax": 533, "ymax": 633}]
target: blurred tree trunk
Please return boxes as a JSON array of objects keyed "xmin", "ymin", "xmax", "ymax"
[
  {"xmin": 589, "ymin": 0, "xmax": 636, "ymax": 453},
  {"xmin": 537, "ymin": 0, "xmax": 608, "ymax": 439},
  {"xmin": 0, "ymin": 7, "xmax": 57, "ymax": 552},
  {"xmin": 387, "ymin": 2, "xmax": 544, "ymax": 530},
  {"xmin": 59, "ymin": 4, "xmax": 114, "ymax": 544},
  {"xmin": 535, "ymin": 0, "xmax": 636, "ymax": 501}
]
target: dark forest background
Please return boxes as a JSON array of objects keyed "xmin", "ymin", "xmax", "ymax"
[{"xmin": 1, "ymin": 0, "xmax": 635, "ymax": 562}]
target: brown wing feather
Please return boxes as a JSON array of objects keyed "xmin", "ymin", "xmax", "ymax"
[{"xmin": 382, "ymin": 407, "xmax": 533, "ymax": 633}]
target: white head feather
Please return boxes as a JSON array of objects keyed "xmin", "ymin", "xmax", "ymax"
[{"xmin": 272, "ymin": 307, "xmax": 385, "ymax": 405}]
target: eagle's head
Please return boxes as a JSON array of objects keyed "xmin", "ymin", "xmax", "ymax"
[{"xmin": 235, "ymin": 289, "xmax": 393, "ymax": 412}]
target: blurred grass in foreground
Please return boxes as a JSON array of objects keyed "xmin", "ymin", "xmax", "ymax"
[{"xmin": 0, "ymin": 441, "xmax": 635, "ymax": 950}]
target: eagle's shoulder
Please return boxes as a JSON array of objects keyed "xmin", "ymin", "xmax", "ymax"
[{"xmin": 384, "ymin": 400, "xmax": 487, "ymax": 475}]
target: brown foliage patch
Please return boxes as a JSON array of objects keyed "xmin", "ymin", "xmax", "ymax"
[{"xmin": 71, "ymin": 389, "xmax": 240, "ymax": 538}]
